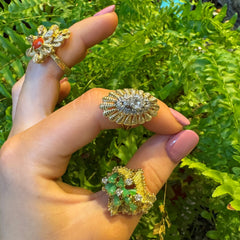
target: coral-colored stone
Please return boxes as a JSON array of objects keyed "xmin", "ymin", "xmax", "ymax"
[{"xmin": 32, "ymin": 37, "xmax": 44, "ymax": 49}]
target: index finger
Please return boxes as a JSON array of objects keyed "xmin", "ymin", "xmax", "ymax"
[{"xmin": 18, "ymin": 88, "xmax": 184, "ymax": 179}]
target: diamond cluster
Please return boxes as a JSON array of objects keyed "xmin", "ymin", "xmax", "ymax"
[{"xmin": 100, "ymin": 89, "xmax": 160, "ymax": 126}]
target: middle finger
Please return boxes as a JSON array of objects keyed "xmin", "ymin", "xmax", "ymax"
[{"xmin": 11, "ymin": 11, "xmax": 118, "ymax": 136}]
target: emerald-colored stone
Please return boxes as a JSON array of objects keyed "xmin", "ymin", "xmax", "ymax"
[
  {"xmin": 108, "ymin": 172, "xmax": 119, "ymax": 183},
  {"xmin": 122, "ymin": 188, "xmax": 130, "ymax": 197},
  {"xmin": 105, "ymin": 183, "xmax": 117, "ymax": 195},
  {"xmin": 116, "ymin": 177, "xmax": 125, "ymax": 188},
  {"xmin": 129, "ymin": 189, "xmax": 137, "ymax": 196},
  {"xmin": 113, "ymin": 195, "xmax": 121, "ymax": 206},
  {"xmin": 124, "ymin": 197, "xmax": 131, "ymax": 204},
  {"xmin": 129, "ymin": 203, "xmax": 137, "ymax": 211}
]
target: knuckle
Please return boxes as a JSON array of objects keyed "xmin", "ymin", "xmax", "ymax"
[
  {"xmin": 144, "ymin": 163, "xmax": 166, "ymax": 194},
  {"xmin": 0, "ymin": 139, "xmax": 22, "ymax": 180},
  {"xmin": 84, "ymin": 87, "xmax": 106, "ymax": 98}
]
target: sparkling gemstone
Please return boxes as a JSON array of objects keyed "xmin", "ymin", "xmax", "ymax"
[
  {"xmin": 129, "ymin": 189, "xmax": 137, "ymax": 196},
  {"xmin": 102, "ymin": 177, "xmax": 108, "ymax": 185},
  {"xmin": 122, "ymin": 188, "xmax": 130, "ymax": 197},
  {"xmin": 125, "ymin": 178, "xmax": 133, "ymax": 186},
  {"xmin": 129, "ymin": 203, "xmax": 137, "ymax": 211},
  {"xmin": 105, "ymin": 183, "xmax": 117, "ymax": 195},
  {"xmin": 135, "ymin": 194, "xmax": 142, "ymax": 202},
  {"xmin": 116, "ymin": 177, "xmax": 125, "ymax": 188},
  {"xmin": 124, "ymin": 197, "xmax": 131, "ymax": 204},
  {"xmin": 108, "ymin": 172, "xmax": 119, "ymax": 183},
  {"xmin": 32, "ymin": 37, "xmax": 44, "ymax": 49},
  {"xmin": 113, "ymin": 195, "xmax": 121, "ymax": 206},
  {"xmin": 116, "ymin": 188, "xmax": 123, "ymax": 197}
]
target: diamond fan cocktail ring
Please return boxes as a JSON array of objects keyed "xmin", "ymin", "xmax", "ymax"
[
  {"xmin": 26, "ymin": 25, "xmax": 71, "ymax": 74},
  {"xmin": 99, "ymin": 89, "xmax": 160, "ymax": 127}
]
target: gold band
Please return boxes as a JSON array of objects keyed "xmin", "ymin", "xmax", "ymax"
[{"xmin": 50, "ymin": 54, "xmax": 71, "ymax": 75}]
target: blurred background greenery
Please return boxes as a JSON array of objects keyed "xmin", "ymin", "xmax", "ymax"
[{"xmin": 0, "ymin": 0, "xmax": 240, "ymax": 239}]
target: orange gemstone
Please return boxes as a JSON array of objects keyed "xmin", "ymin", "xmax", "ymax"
[{"xmin": 32, "ymin": 37, "xmax": 44, "ymax": 49}]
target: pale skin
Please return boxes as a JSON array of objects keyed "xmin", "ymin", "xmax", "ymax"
[{"xmin": 0, "ymin": 11, "xmax": 197, "ymax": 240}]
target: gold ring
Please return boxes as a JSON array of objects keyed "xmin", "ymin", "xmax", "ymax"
[
  {"xmin": 26, "ymin": 25, "xmax": 71, "ymax": 74},
  {"xmin": 102, "ymin": 166, "xmax": 156, "ymax": 216},
  {"xmin": 100, "ymin": 89, "xmax": 160, "ymax": 127}
]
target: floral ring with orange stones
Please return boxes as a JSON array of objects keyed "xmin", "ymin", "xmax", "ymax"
[
  {"xmin": 102, "ymin": 166, "xmax": 156, "ymax": 216},
  {"xmin": 26, "ymin": 25, "xmax": 71, "ymax": 74}
]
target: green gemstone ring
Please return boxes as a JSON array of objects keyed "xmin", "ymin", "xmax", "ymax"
[{"xmin": 102, "ymin": 166, "xmax": 156, "ymax": 216}]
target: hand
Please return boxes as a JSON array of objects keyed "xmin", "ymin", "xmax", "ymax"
[{"xmin": 0, "ymin": 6, "xmax": 199, "ymax": 240}]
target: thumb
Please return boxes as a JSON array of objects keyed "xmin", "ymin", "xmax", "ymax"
[
  {"xmin": 95, "ymin": 130, "xmax": 199, "ymax": 239},
  {"xmin": 126, "ymin": 130, "xmax": 199, "ymax": 194}
]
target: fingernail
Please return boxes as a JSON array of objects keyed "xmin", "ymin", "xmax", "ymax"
[
  {"xmin": 94, "ymin": 5, "xmax": 116, "ymax": 16},
  {"xmin": 169, "ymin": 108, "xmax": 190, "ymax": 126},
  {"xmin": 166, "ymin": 130, "xmax": 199, "ymax": 163},
  {"xmin": 60, "ymin": 77, "xmax": 68, "ymax": 84}
]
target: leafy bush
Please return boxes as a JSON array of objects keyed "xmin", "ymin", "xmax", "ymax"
[{"xmin": 0, "ymin": 0, "xmax": 240, "ymax": 239}]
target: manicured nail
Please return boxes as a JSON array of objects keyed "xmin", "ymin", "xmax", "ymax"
[
  {"xmin": 166, "ymin": 130, "xmax": 199, "ymax": 163},
  {"xmin": 169, "ymin": 108, "xmax": 190, "ymax": 126},
  {"xmin": 94, "ymin": 5, "xmax": 115, "ymax": 16},
  {"xmin": 60, "ymin": 77, "xmax": 68, "ymax": 84}
]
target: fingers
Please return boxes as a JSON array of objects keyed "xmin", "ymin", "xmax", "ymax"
[
  {"xmin": 11, "ymin": 76, "xmax": 24, "ymax": 120},
  {"xmin": 11, "ymin": 76, "xmax": 71, "ymax": 119},
  {"xmin": 94, "ymin": 130, "xmax": 199, "ymax": 239},
  {"xmin": 16, "ymin": 88, "xmax": 184, "ymax": 180},
  {"xmin": 126, "ymin": 130, "xmax": 199, "ymax": 194},
  {"xmin": 58, "ymin": 78, "xmax": 71, "ymax": 104},
  {"xmin": 11, "ymin": 11, "xmax": 118, "ymax": 136}
]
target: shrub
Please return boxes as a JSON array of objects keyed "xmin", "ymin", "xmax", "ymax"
[{"xmin": 0, "ymin": 0, "xmax": 240, "ymax": 239}]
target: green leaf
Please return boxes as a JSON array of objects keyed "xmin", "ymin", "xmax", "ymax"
[
  {"xmin": 0, "ymin": 82, "xmax": 11, "ymax": 98},
  {"xmin": 229, "ymin": 199, "xmax": 240, "ymax": 211},
  {"xmin": 201, "ymin": 210, "xmax": 212, "ymax": 220},
  {"xmin": 232, "ymin": 167, "xmax": 240, "ymax": 176},
  {"xmin": 1, "ymin": 66, "xmax": 16, "ymax": 86},
  {"xmin": 206, "ymin": 230, "xmax": 219, "ymax": 239},
  {"xmin": 212, "ymin": 184, "xmax": 234, "ymax": 198},
  {"xmin": 11, "ymin": 59, "xmax": 25, "ymax": 79},
  {"xmin": 0, "ymin": 35, "xmax": 21, "ymax": 56}
]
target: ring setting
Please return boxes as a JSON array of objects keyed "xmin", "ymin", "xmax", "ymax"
[
  {"xmin": 102, "ymin": 166, "xmax": 156, "ymax": 216},
  {"xmin": 100, "ymin": 89, "xmax": 159, "ymax": 126},
  {"xmin": 26, "ymin": 25, "xmax": 71, "ymax": 74}
]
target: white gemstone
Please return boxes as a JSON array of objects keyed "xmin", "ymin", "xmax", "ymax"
[
  {"xmin": 125, "ymin": 178, "xmax": 133, "ymax": 186},
  {"xmin": 135, "ymin": 194, "xmax": 142, "ymax": 201},
  {"xmin": 116, "ymin": 188, "xmax": 123, "ymax": 197},
  {"xmin": 45, "ymin": 30, "xmax": 54, "ymax": 38},
  {"xmin": 102, "ymin": 177, "xmax": 108, "ymax": 185}
]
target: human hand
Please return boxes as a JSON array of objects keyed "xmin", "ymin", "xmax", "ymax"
[{"xmin": 0, "ymin": 6, "xmax": 199, "ymax": 240}]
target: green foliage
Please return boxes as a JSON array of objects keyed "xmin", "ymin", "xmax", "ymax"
[{"xmin": 1, "ymin": 0, "xmax": 240, "ymax": 239}]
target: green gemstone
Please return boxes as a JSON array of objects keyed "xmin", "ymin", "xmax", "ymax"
[
  {"xmin": 122, "ymin": 188, "xmax": 130, "ymax": 197},
  {"xmin": 105, "ymin": 183, "xmax": 117, "ymax": 195},
  {"xmin": 108, "ymin": 172, "xmax": 119, "ymax": 183},
  {"xmin": 113, "ymin": 195, "xmax": 121, "ymax": 206},
  {"xmin": 130, "ymin": 203, "xmax": 137, "ymax": 211},
  {"xmin": 124, "ymin": 197, "xmax": 131, "ymax": 204},
  {"xmin": 116, "ymin": 177, "xmax": 125, "ymax": 188},
  {"xmin": 129, "ymin": 189, "xmax": 137, "ymax": 196}
]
